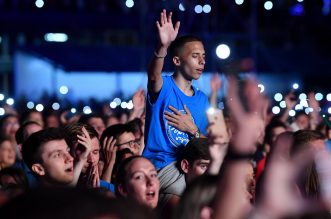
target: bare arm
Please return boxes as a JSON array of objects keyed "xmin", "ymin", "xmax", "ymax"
[{"xmin": 148, "ymin": 9, "xmax": 180, "ymax": 94}]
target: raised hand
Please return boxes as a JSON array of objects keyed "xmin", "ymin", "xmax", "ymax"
[
  {"xmin": 164, "ymin": 105, "xmax": 198, "ymax": 135},
  {"xmin": 210, "ymin": 73, "xmax": 222, "ymax": 93},
  {"xmin": 75, "ymin": 126, "xmax": 92, "ymax": 160},
  {"xmin": 129, "ymin": 89, "xmax": 146, "ymax": 121},
  {"xmin": 156, "ymin": 9, "xmax": 180, "ymax": 48},
  {"xmin": 87, "ymin": 164, "xmax": 100, "ymax": 188}
]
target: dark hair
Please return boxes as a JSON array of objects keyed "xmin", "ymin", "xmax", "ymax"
[
  {"xmin": 175, "ymin": 174, "xmax": 218, "ymax": 219},
  {"xmin": 291, "ymin": 130, "xmax": 325, "ymax": 156},
  {"xmin": 111, "ymin": 148, "xmax": 134, "ymax": 183},
  {"xmin": 100, "ymin": 124, "xmax": 135, "ymax": 145},
  {"xmin": 15, "ymin": 121, "xmax": 42, "ymax": 145},
  {"xmin": 22, "ymin": 128, "xmax": 70, "ymax": 170},
  {"xmin": 169, "ymin": 35, "xmax": 203, "ymax": 58},
  {"xmin": 179, "ymin": 138, "xmax": 210, "ymax": 166},
  {"xmin": 19, "ymin": 110, "xmax": 43, "ymax": 126},
  {"xmin": 127, "ymin": 118, "xmax": 143, "ymax": 136},
  {"xmin": 264, "ymin": 120, "xmax": 287, "ymax": 146},
  {"xmin": 78, "ymin": 113, "xmax": 104, "ymax": 125},
  {"xmin": 63, "ymin": 122, "xmax": 99, "ymax": 145},
  {"xmin": 0, "ymin": 167, "xmax": 28, "ymax": 191}
]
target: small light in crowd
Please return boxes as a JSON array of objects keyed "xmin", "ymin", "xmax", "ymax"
[
  {"xmin": 194, "ymin": 5, "xmax": 203, "ymax": 14},
  {"xmin": 309, "ymin": 107, "xmax": 314, "ymax": 112},
  {"xmin": 59, "ymin": 86, "xmax": 69, "ymax": 94},
  {"xmin": 0, "ymin": 108, "xmax": 5, "ymax": 116},
  {"xmin": 70, "ymin": 108, "xmax": 76, "ymax": 114},
  {"xmin": 272, "ymin": 106, "xmax": 280, "ymax": 114},
  {"xmin": 218, "ymin": 102, "xmax": 225, "ymax": 110},
  {"xmin": 45, "ymin": 33, "xmax": 68, "ymax": 42},
  {"xmin": 113, "ymin": 98, "xmax": 121, "ymax": 106},
  {"xmin": 36, "ymin": 104, "xmax": 44, "ymax": 112},
  {"xmin": 216, "ymin": 44, "xmax": 231, "ymax": 59},
  {"xmin": 52, "ymin": 102, "xmax": 60, "ymax": 110},
  {"xmin": 297, "ymin": 0, "xmax": 303, "ymax": 2},
  {"xmin": 279, "ymin": 101, "xmax": 286, "ymax": 108},
  {"xmin": 110, "ymin": 101, "xmax": 117, "ymax": 109},
  {"xmin": 298, "ymin": 93, "xmax": 307, "ymax": 100},
  {"xmin": 35, "ymin": 0, "xmax": 44, "ymax": 8},
  {"xmin": 300, "ymin": 99, "xmax": 308, "ymax": 108},
  {"xmin": 264, "ymin": 1, "xmax": 273, "ymax": 10},
  {"xmin": 274, "ymin": 93, "xmax": 283, "ymax": 102},
  {"xmin": 83, "ymin": 106, "xmax": 92, "ymax": 114},
  {"xmin": 304, "ymin": 108, "xmax": 310, "ymax": 115},
  {"xmin": 295, "ymin": 104, "xmax": 303, "ymax": 110},
  {"xmin": 289, "ymin": 109, "xmax": 296, "ymax": 117},
  {"xmin": 327, "ymin": 93, "xmax": 331, "ymax": 101},
  {"xmin": 315, "ymin": 93, "xmax": 323, "ymax": 101},
  {"xmin": 125, "ymin": 0, "xmax": 134, "ymax": 8},
  {"xmin": 127, "ymin": 100, "xmax": 134, "ymax": 110},
  {"xmin": 121, "ymin": 102, "xmax": 128, "ymax": 109},
  {"xmin": 179, "ymin": 3, "xmax": 185, "ymax": 11},
  {"xmin": 6, "ymin": 98, "xmax": 14, "ymax": 105},
  {"xmin": 235, "ymin": 0, "xmax": 244, "ymax": 5},
  {"xmin": 292, "ymin": 83, "xmax": 299, "ymax": 90},
  {"xmin": 203, "ymin": 4, "xmax": 211, "ymax": 13},
  {"xmin": 0, "ymin": 94, "xmax": 4, "ymax": 101},
  {"xmin": 323, "ymin": 114, "xmax": 326, "ymax": 118},
  {"xmin": 258, "ymin": 84, "xmax": 265, "ymax": 93},
  {"xmin": 27, "ymin": 101, "xmax": 35, "ymax": 109},
  {"xmin": 207, "ymin": 107, "xmax": 215, "ymax": 115},
  {"xmin": 328, "ymin": 107, "xmax": 331, "ymax": 114}
]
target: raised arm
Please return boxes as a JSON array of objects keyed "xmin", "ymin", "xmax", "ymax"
[{"xmin": 148, "ymin": 9, "xmax": 180, "ymax": 94}]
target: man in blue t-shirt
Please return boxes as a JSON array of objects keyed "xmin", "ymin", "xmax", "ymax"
[{"xmin": 143, "ymin": 9, "xmax": 209, "ymax": 209}]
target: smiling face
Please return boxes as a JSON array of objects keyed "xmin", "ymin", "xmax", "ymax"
[
  {"xmin": 119, "ymin": 157, "xmax": 160, "ymax": 209},
  {"xmin": 174, "ymin": 41, "xmax": 206, "ymax": 80},
  {"xmin": 0, "ymin": 140, "xmax": 16, "ymax": 168},
  {"xmin": 35, "ymin": 139, "xmax": 74, "ymax": 186}
]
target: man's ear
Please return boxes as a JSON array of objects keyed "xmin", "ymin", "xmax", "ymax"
[
  {"xmin": 31, "ymin": 163, "xmax": 45, "ymax": 176},
  {"xmin": 117, "ymin": 184, "xmax": 128, "ymax": 197},
  {"xmin": 180, "ymin": 159, "xmax": 190, "ymax": 174},
  {"xmin": 172, "ymin": 56, "xmax": 181, "ymax": 66}
]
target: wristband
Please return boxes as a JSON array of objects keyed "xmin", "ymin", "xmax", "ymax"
[{"xmin": 154, "ymin": 51, "xmax": 167, "ymax": 58}]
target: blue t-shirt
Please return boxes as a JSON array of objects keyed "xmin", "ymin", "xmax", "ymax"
[
  {"xmin": 143, "ymin": 75, "xmax": 209, "ymax": 170},
  {"xmin": 100, "ymin": 180, "xmax": 115, "ymax": 193}
]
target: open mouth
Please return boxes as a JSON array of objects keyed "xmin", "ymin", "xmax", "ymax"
[
  {"xmin": 65, "ymin": 167, "xmax": 73, "ymax": 173},
  {"xmin": 146, "ymin": 191, "xmax": 156, "ymax": 199}
]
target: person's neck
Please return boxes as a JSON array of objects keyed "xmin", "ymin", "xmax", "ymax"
[{"xmin": 172, "ymin": 73, "xmax": 194, "ymax": 96}]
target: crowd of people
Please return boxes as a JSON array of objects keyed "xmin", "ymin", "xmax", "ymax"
[{"xmin": 0, "ymin": 10, "xmax": 331, "ymax": 219}]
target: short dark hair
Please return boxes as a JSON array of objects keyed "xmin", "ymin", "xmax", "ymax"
[
  {"xmin": 100, "ymin": 124, "xmax": 135, "ymax": 145},
  {"xmin": 63, "ymin": 122, "xmax": 99, "ymax": 146},
  {"xmin": 264, "ymin": 120, "xmax": 287, "ymax": 146},
  {"xmin": 22, "ymin": 128, "xmax": 69, "ymax": 170},
  {"xmin": 179, "ymin": 138, "xmax": 210, "ymax": 166},
  {"xmin": 78, "ymin": 113, "xmax": 104, "ymax": 125},
  {"xmin": 15, "ymin": 121, "xmax": 42, "ymax": 145},
  {"xmin": 169, "ymin": 35, "xmax": 203, "ymax": 58},
  {"xmin": 291, "ymin": 130, "xmax": 325, "ymax": 156}
]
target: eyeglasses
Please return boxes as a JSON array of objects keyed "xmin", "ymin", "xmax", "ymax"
[{"xmin": 116, "ymin": 139, "xmax": 140, "ymax": 148}]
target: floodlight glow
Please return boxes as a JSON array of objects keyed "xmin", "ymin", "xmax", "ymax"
[
  {"xmin": 258, "ymin": 84, "xmax": 265, "ymax": 93},
  {"xmin": 52, "ymin": 102, "xmax": 60, "ymax": 110},
  {"xmin": 235, "ymin": 0, "xmax": 244, "ymax": 5},
  {"xmin": 110, "ymin": 101, "xmax": 117, "ymax": 109},
  {"xmin": 6, "ymin": 98, "xmax": 14, "ymax": 105},
  {"xmin": 59, "ymin": 86, "xmax": 69, "ymax": 94},
  {"xmin": 35, "ymin": 0, "xmax": 44, "ymax": 8},
  {"xmin": 264, "ymin": 1, "xmax": 273, "ymax": 10},
  {"xmin": 327, "ymin": 93, "xmax": 331, "ymax": 101},
  {"xmin": 216, "ymin": 44, "xmax": 231, "ymax": 59},
  {"xmin": 70, "ymin": 108, "xmax": 76, "ymax": 114},
  {"xmin": 45, "ymin": 33, "xmax": 68, "ymax": 42},
  {"xmin": 83, "ymin": 106, "xmax": 92, "ymax": 114},
  {"xmin": 121, "ymin": 102, "xmax": 128, "ymax": 109},
  {"xmin": 274, "ymin": 93, "xmax": 283, "ymax": 102},
  {"xmin": 27, "ymin": 101, "xmax": 35, "ymax": 109},
  {"xmin": 125, "ymin": 0, "xmax": 134, "ymax": 8},
  {"xmin": 127, "ymin": 101, "xmax": 134, "ymax": 110},
  {"xmin": 297, "ymin": 0, "xmax": 303, "ymax": 2},
  {"xmin": 36, "ymin": 104, "xmax": 44, "ymax": 112},
  {"xmin": 272, "ymin": 106, "xmax": 280, "ymax": 114},
  {"xmin": 203, "ymin": 4, "xmax": 211, "ymax": 13},
  {"xmin": 0, "ymin": 108, "xmax": 4, "ymax": 116},
  {"xmin": 328, "ymin": 107, "xmax": 331, "ymax": 114},
  {"xmin": 298, "ymin": 93, "xmax": 307, "ymax": 100},
  {"xmin": 300, "ymin": 99, "xmax": 308, "ymax": 108},
  {"xmin": 292, "ymin": 83, "xmax": 299, "ymax": 90},
  {"xmin": 0, "ymin": 94, "xmax": 4, "ymax": 101},
  {"xmin": 207, "ymin": 107, "xmax": 215, "ymax": 115},
  {"xmin": 0, "ymin": 36, "xmax": 2, "ymax": 44},
  {"xmin": 113, "ymin": 98, "xmax": 121, "ymax": 106},
  {"xmin": 194, "ymin": 5, "xmax": 203, "ymax": 13},
  {"xmin": 305, "ymin": 108, "xmax": 310, "ymax": 114},
  {"xmin": 279, "ymin": 101, "xmax": 286, "ymax": 108},
  {"xmin": 295, "ymin": 104, "xmax": 303, "ymax": 110},
  {"xmin": 315, "ymin": 93, "xmax": 323, "ymax": 101},
  {"xmin": 289, "ymin": 110, "xmax": 296, "ymax": 117},
  {"xmin": 179, "ymin": 3, "xmax": 185, "ymax": 11}
]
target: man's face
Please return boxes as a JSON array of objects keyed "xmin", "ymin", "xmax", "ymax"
[
  {"xmin": 24, "ymin": 123, "xmax": 42, "ymax": 141},
  {"xmin": 88, "ymin": 117, "xmax": 105, "ymax": 138},
  {"xmin": 175, "ymin": 41, "xmax": 206, "ymax": 81},
  {"xmin": 116, "ymin": 132, "xmax": 140, "ymax": 155},
  {"xmin": 186, "ymin": 159, "xmax": 210, "ymax": 183},
  {"xmin": 39, "ymin": 139, "xmax": 74, "ymax": 185},
  {"xmin": 82, "ymin": 137, "xmax": 100, "ymax": 174}
]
